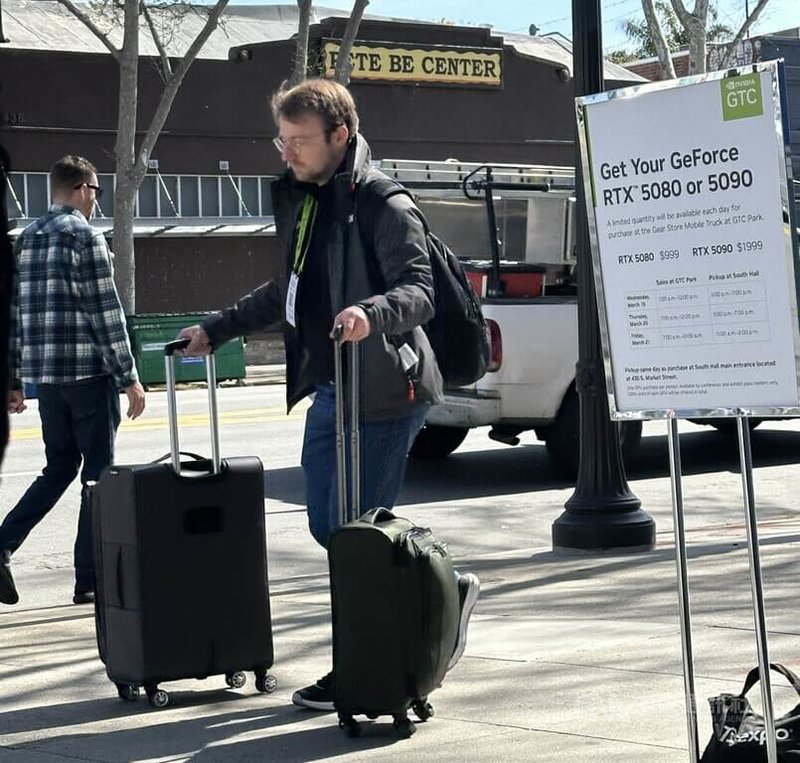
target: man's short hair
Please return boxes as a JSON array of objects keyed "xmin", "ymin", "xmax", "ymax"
[
  {"xmin": 50, "ymin": 155, "xmax": 97, "ymax": 194},
  {"xmin": 271, "ymin": 78, "xmax": 359, "ymax": 136}
]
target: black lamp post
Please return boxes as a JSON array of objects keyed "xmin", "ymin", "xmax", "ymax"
[{"xmin": 551, "ymin": 0, "xmax": 656, "ymax": 552}]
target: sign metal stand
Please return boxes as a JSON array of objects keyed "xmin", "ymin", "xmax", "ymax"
[
  {"xmin": 667, "ymin": 414, "xmax": 700, "ymax": 762},
  {"xmin": 736, "ymin": 412, "xmax": 778, "ymax": 763},
  {"xmin": 577, "ymin": 61, "xmax": 799, "ymax": 763}
]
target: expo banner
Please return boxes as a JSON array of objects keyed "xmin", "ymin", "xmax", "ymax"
[{"xmin": 577, "ymin": 62, "xmax": 800, "ymax": 417}]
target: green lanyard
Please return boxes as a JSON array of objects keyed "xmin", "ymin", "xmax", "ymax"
[{"xmin": 292, "ymin": 194, "xmax": 317, "ymax": 276}]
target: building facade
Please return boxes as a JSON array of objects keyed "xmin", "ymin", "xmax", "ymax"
[{"xmin": 0, "ymin": 2, "xmax": 642, "ymax": 316}]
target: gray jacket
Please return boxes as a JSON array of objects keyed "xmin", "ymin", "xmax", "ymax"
[{"xmin": 202, "ymin": 134, "xmax": 443, "ymax": 421}]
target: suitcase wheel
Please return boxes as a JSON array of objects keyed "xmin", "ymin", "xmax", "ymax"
[
  {"xmin": 225, "ymin": 671, "xmax": 247, "ymax": 689},
  {"xmin": 116, "ymin": 683, "xmax": 140, "ymax": 702},
  {"xmin": 145, "ymin": 687, "xmax": 170, "ymax": 709},
  {"xmin": 411, "ymin": 699, "xmax": 434, "ymax": 722},
  {"xmin": 255, "ymin": 673, "xmax": 278, "ymax": 693},
  {"xmin": 393, "ymin": 713, "xmax": 416, "ymax": 738},
  {"xmin": 338, "ymin": 714, "xmax": 361, "ymax": 737}
]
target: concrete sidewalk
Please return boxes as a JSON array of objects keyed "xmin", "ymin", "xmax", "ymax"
[{"xmin": 2, "ymin": 417, "xmax": 800, "ymax": 761}]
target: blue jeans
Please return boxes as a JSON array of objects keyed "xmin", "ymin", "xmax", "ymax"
[
  {"xmin": 301, "ymin": 385, "xmax": 428, "ymax": 548},
  {"xmin": 0, "ymin": 376, "xmax": 121, "ymax": 590}
]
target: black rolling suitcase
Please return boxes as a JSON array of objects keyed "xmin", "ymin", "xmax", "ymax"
[
  {"xmin": 328, "ymin": 332, "xmax": 460, "ymax": 738},
  {"xmin": 92, "ymin": 339, "xmax": 276, "ymax": 708}
]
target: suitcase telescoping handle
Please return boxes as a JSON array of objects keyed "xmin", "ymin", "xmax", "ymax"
[
  {"xmin": 333, "ymin": 325, "xmax": 360, "ymax": 524},
  {"xmin": 163, "ymin": 339, "xmax": 221, "ymax": 475}
]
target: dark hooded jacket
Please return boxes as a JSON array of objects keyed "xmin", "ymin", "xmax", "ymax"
[{"xmin": 202, "ymin": 134, "xmax": 443, "ymax": 421}]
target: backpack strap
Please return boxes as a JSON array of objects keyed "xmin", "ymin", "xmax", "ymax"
[{"xmin": 354, "ymin": 170, "xmax": 430, "ymax": 247}]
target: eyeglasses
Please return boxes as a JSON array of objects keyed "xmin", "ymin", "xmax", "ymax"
[
  {"xmin": 272, "ymin": 126, "xmax": 341, "ymax": 154},
  {"xmin": 74, "ymin": 182, "xmax": 103, "ymax": 198},
  {"xmin": 272, "ymin": 134, "xmax": 322, "ymax": 154}
]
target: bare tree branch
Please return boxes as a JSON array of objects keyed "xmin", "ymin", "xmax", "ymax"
[
  {"xmin": 641, "ymin": 0, "xmax": 676, "ymax": 79},
  {"xmin": 334, "ymin": 0, "xmax": 369, "ymax": 85},
  {"xmin": 670, "ymin": 0, "xmax": 711, "ymax": 74},
  {"xmin": 141, "ymin": 1, "xmax": 173, "ymax": 79},
  {"xmin": 137, "ymin": 0, "xmax": 229, "ymax": 178},
  {"xmin": 718, "ymin": 0, "xmax": 771, "ymax": 69},
  {"xmin": 692, "ymin": 0, "xmax": 710, "ymax": 23},
  {"xmin": 290, "ymin": 0, "xmax": 313, "ymax": 86},
  {"xmin": 670, "ymin": 0, "xmax": 692, "ymax": 27},
  {"xmin": 56, "ymin": 0, "xmax": 121, "ymax": 60}
]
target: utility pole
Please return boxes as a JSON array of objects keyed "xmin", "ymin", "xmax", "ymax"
[
  {"xmin": 746, "ymin": 0, "xmax": 751, "ymax": 38},
  {"xmin": 551, "ymin": 0, "xmax": 656, "ymax": 553}
]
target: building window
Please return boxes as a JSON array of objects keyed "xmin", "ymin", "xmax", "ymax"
[
  {"xmin": 5, "ymin": 171, "xmax": 278, "ymax": 221},
  {"xmin": 260, "ymin": 178, "xmax": 273, "ymax": 215},
  {"xmin": 25, "ymin": 174, "xmax": 49, "ymax": 218},
  {"xmin": 201, "ymin": 176, "xmax": 219, "ymax": 217},
  {"xmin": 96, "ymin": 174, "xmax": 115, "ymax": 218},
  {"xmin": 180, "ymin": 176, "xmax": 199, "ymax": 217},
  {"xmin": 241, "ymin": 177, "xmax": 258, "ymax": 217},
  {"xmin": 5, "ymin": 174, "xmax": 25, "ymax": 218},
  {"xmin": 138, "ymin": 175, "xmax": 158, "ymax": 217},
  {"xmin": 159, "ymin": 175, "xmax": 179, "ymax": 217},
  {"xmin": 221, "ymin": 177, "xmax": 240, "ymax": 217}
]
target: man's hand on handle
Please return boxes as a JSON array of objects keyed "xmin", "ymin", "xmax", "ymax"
[
  {"xmin": 123, "ymin": 382, "xmax": 146, "ymax": 420},
  {"xmin": 178, "ymin": 325, "xmax": 213, "ymax": 356},
  {"xmin": 332, "ymin": 306, "xmax": 371, "ymax": 343}
]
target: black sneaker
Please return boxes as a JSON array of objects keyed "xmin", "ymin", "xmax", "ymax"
[
  {"xmin": 292, "ymin": 671, "xmax": 335, "ymax": 711},
  {"xmin": 0, "ymin": 552, "xmax": 18, "ymax": 605},
  {"xmin": 72, "ymin": 589, "xmax": 95, "ymax": 605},
  {"xmin": 448, "ymin": 572, "xmax": 480, "ymax": 670}
]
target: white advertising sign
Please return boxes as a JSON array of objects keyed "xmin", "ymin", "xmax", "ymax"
[{"xmin": 578, "ymin": 62, "xmax": 800, "ymax": 417}]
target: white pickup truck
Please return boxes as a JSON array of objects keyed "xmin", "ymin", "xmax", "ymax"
[{"xmin": 377, "ymin": 159, "xmax": 642, "ymax": 480}]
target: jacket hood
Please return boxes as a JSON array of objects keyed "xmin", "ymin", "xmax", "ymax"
[{"xmin": 344, "ymin": 132, "xmax": 372, "ymax": 186}]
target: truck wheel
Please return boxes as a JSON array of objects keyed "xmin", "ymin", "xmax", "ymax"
[
  {"xmin": 545, "ymin": 391, "xmax": 642, "ymax": 481},
  {"xmin": 409, "ymin": 425, "xmax": 469, "ymax": 459}
]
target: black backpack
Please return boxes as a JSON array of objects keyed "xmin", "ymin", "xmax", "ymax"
[{"xmin": 355, "ymin": 176, "xmax": 489, "ymax": 387}]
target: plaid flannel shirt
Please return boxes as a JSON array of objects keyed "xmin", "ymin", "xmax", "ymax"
[{"xmin": 9, "ymin": 205, "xmax": 138, "ymax": 389}]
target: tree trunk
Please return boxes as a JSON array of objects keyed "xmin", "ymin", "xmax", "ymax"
[
  {"xmin": 290, "ymin": 0, "xmax": 312, "ymax": 86},
  {"xmin": 334, "ymin": 0, "xmax": 369, "ymax": 85},
  {"xmin": 57, "ymin": 0, "xmax": 229, "ymax": 315},
  {"xmin": 112, "ymin": 0, "xmax": 141, "ymax": 315},
  {"xmin": 686, "ymin": 15, "xmax": 708, "ymax": 74},
  {"xmin": 641, "ymin": 0, "xmax": 676, "ymax": 79},
  {"xmin": 671, "ymin": 0, "xmax": 709, "ymax": 75},
  {"xmin": 112, "ymin": 182, "xmax": 137, "ymax": 313}
]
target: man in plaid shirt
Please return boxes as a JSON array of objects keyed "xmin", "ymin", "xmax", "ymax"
[{"xmin": 0, "ymin": 155, "xmax": 145, "ymax": 607}]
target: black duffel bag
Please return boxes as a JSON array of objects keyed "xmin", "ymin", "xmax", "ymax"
[{"xmin": 701, "ymin": 663, "xmax": 800, "ymax": 761}]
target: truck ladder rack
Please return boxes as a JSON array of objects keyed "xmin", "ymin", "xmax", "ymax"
[{"xmin": 376, "ymin": 158, "xmax": 576, "ymax": 197}]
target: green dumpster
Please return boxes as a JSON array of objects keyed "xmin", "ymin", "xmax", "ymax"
[{"xmin": 127, "ymin": 313, "xmax": 246, "ymax": 386}]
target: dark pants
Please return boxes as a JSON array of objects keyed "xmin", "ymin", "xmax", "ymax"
[
  {"xmin": 301, "ymin": 384, "xmax": 428, "ymax": 549},
  {"xmin": 0, "ymin": 376, "xmax": 121, "ymax": 591}
]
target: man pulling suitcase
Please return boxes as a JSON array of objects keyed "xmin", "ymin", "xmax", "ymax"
[{"xmin": 179, "ymin": 78, "xmax": 479, "ymax": 711}]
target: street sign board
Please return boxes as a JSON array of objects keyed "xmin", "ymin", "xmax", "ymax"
[{"xmin": 577, "ymin": 62, "xmax": 800, "ymax": 418}]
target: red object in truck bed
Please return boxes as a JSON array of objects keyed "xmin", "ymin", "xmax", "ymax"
[{"xmin": 463, "ymin": 261, "xmax": 546, "ymax": 299}]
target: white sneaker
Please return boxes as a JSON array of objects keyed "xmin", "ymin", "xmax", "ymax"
[{"xmin": 448, "ymin": 572, "xmax": 480, "ymax": 670}]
